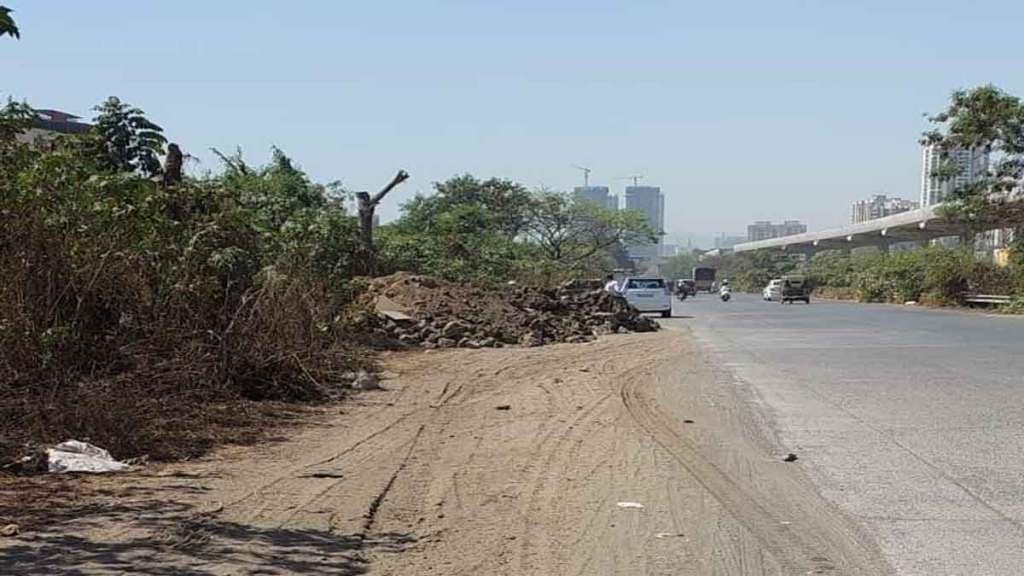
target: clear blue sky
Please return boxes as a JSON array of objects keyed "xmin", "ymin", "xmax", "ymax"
[{"xmin": 4, "ymin": 1, "xmax": 1023, "ymax": 247}]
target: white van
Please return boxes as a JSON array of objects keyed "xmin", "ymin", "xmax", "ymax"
[{"xmin": 621, "ymin": 277, "xmax": 672, "ymax": 318}]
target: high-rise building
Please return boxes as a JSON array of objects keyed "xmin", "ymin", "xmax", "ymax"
[
  {"xmin": 746, "ymin": 220, "xmax": 806, "ymax": 242},
  {"xmin": 851, "ymin": 194, "xmax": 919, "ymax": 224},
  {"xmin": 624, "ymin": 185, "xmax": 665, "ymax": 261},
  {"xmin": 920, "ymin": 145, "xmax": 989, "ymax": 207},
  {"xmin": 573, "ymin": 186, "xmax": 618, "ymax": 211}
]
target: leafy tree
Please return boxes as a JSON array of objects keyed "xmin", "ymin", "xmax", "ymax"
[
  {"xmin": 0, "ymin": 6, "xmax": 18, "ymax": 39},
  {"xmin": 92, "ymin": 96, "xmax": 167, "ymax": 176},
  {"xmin": 659, "ymin": 251, "xmax": 699, "ymax": 280},
  {"xmin": 522, "ymin": 191, "xmax": 655, "ymax": 279},
  {"xmin": 401, "ymin": 174, "xmax": 533, "ymax": 237},
  {"xmin": 922, "ymin": 85, "xmax": 1024, "ymax": 232}
]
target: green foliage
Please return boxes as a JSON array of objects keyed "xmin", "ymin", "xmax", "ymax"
[
  {"xmin": 379, "ymin": 178, "xmax": 653, "ymax": 285},
  {"xmin": 659, "ymin": 251, "xmax": 699, "ymax": 280},
  {"xmin": 923, "ymin": 85, "xmax": 1024, "ymax": 230},
  {"xmin": 806, "ymin": 250, "xmax": 857, "ymax": 288},
  {"xmin": 0, "ymin": 97, "xmax": 374, "ymax": 458},
  {"xmin": 523, "ymin": 191, "xmax": 655, "ymax": 281},
  {"xmin": 702, "ymin": 251, "xmax": 798, "ymax": 292},
  {"xmin": 93, "ymin": 96, "xmax": 168, "ymax": 176},
  {"xmin": 0, "ymin": 6, "xmax": 18, "ymax": 39},
  {"xmin": 804, "ymin": 247, "xmax": 1017, "ymax": 304}
]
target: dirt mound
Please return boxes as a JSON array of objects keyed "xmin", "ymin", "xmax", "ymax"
[{"xmin": 361, "ymin": 272, "xmax": 659, "ymax": 348}]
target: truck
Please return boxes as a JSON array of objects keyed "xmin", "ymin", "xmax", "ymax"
[{"xmin": 692, "ymin": 267, "xmax": 716, "ymax": 293}]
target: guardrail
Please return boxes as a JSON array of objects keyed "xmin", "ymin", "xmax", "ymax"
[{"xmin": 962, "ymin": 294, "xmax": 1013, "ymax": 305}]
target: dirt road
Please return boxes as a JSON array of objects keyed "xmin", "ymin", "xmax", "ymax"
[{"xmin": 2, "ymin": 330, "xmax": 891, "ymax": 575}]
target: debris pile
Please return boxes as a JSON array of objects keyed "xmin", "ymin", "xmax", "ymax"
[{"xmin": 360, "ymin": 272, "xmax": 659, "ymax": 349}]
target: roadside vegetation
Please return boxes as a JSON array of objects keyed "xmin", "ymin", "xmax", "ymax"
[{"xmin": 0, "ymin": 96, "xmax": 653, "ymax": 464}]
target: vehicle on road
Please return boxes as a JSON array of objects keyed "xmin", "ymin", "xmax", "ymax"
[
  {"xmin": 763, "ymin": 278, "xmax": 783, "ymax": 301},
  {"xmin": 621, "ymin": 277, "xmax": 673, "ymax": 318},
  {"xmin": 719, "ymin": 283, "xmax": 732, "ymax": 302},
  {"xmin": 675, "ymin": 279, "xmax": 696, "ymax": 300},
  {"xmin": 780, "ymin": 275, "xmax": 811, "ymax": 304},
  {"xmin": 692, "ymin": 267, "xmax": 716, "ymax": 293}
]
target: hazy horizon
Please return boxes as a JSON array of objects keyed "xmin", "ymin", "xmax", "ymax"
[{"xmin": 4, "ymin": 1, "xmax": 1023, "ymax": 246}]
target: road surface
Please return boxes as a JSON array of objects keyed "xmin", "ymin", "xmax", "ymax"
[{"xmin": 672, "ymin": 293, "xmax": 1024, "ymax": 575}]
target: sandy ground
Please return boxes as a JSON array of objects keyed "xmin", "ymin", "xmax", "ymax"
[{"xmin": 1, "ymin": 330, "xmax": 891, "ymax": 575}]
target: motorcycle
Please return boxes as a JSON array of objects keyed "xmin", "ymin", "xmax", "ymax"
[{"xmin": 719, "ymin": 285, "xmax": 731, "ymax": 302}]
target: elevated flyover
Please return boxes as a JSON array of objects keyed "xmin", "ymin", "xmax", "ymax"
[{"xmin": 734, "ymin": 205, "xmax": 969, "ymax": 254}]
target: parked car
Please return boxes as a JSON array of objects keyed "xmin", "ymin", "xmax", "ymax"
[
  {"xmin": 621, "ymin": 277, "xmax": 673, "ymax": 318},
  {"xmin": 763, "ymin": 279, "xmax": 783, "ymax": 301}
]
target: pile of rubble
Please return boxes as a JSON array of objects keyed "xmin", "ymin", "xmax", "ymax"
[{"xmin": 361, "ymin": 272, "xmax": 659, "ymax": 349}]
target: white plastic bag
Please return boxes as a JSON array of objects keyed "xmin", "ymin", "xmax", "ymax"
[{"xmin": 47, "ymin": 440, "xmax": 130, "ymax": 473}]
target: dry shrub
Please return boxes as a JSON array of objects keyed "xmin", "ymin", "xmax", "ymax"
[{"xmin": 0, "ymin": 137, "xmax": 370, "ymax": 464}]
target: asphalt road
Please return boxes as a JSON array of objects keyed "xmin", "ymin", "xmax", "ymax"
[{"xmin": 669, "ymin": 293, "xmax": 1024, "ymax": 575}]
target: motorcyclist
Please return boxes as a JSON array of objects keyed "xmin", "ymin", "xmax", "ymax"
[{"xmin": 719, "ymin": 279, "xmax": 732, "ymax": 301}]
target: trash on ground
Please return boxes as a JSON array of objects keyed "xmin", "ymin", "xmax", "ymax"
[
  {"xmin": 616, "ymin": 502, "xmax": 645, "ymax": 509},
  {"xmin": 655, "ymin": 532, "xmax": 684, "ymax": 539},
  {"xmin": 783, "ymin": 453, "xmax": 799, "ymax": 462},
  {"xmin": 495, "ymin": 404, "xmax": 511, "ymax": 411},
  {"xmin": 47, "ymin": 440, "xmax": 131, "ymax": 473}
]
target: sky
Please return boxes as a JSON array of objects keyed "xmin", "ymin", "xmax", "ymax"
[{"xmin": 4, "ymin": 1, "xmax": 1024, "ymax": 248}]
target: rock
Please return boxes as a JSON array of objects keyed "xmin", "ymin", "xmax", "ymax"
[
  {"xmin": 479, "ymin": 337, "xmax": 497, "ymax": 348},
  {"xmin": 495, "ymin": 404, "xmax": 511, "ymax": 411},
  {"xmin": 353, "ymin": 370, "xmax": 380, "ymax": 391},
  {"xmin": 0, "ymin": 524, "xmax": 18, "ymax": 537},
  {"xmin": 783, "ymin": 453, "xmax": 798, "ymax": 462},
  {"xmin": 398, "ymin": 333, "xmax": 418, "ymax": 345},
  {"xmin": 437, "ymin": 338, "xmax": 457, "ymax": 349},
  {"xmin": 421, "ymin": 341, "xmax": 437, "ymax": 349},
  {"xmin": 441, "ymin": 320, "xmax": 470, "ymax": 339},
  {"xmin": 461, "ymin": 339, "xmax": 481, "ymax": 349},
  {"xmin": 518, "ymin": 332, "xmax": 542, "ymax": 347}
]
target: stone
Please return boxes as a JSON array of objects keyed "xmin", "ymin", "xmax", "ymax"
[
  {"xmin": 437, "ymin": 338, "xmax": 457, "ymax": 348},
  {"xmin": 518, "ymin": 332, "xmax": 542, "ymax": 347},
  {"xmin": 441, "ymin": 320, "xmax": 470, "ymax": 339},
  {"xmin": 352, "ymin": 370, "xmax": 380, "ymax": 391}
]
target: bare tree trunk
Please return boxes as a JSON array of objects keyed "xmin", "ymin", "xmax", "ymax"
[
  {"xmin": 162, "ymin": 143, "xmax": 183, "ymax": 187},
  {"xmin": 356, "ymin": 170, "xmax": 409, "ymax": 275}
]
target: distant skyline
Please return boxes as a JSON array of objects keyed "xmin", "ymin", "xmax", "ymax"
[{"xmin": 4, "ymin": 1, "xmax": 1023, "ymax": 246}]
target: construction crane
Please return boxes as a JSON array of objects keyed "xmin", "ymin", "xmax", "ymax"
[
  {"xmin": 619, "ymin": 174, "xmax": 644, "ymax": 187},
  {"xmin": 572, "ymin": 165, "xmax": 592, "ymax": 187}
]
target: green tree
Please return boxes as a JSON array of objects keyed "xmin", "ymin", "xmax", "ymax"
[
  {"xmin": 0, "ymin": 6, "xmax": 18, "ymax": 39},
  {"xmin": 659, "ymin": 251, "xmax": 699, "ymax": 280},
  {"xmin": 401, "ymin": 174, "xmax": 533, "ymax": 237},
  {"xmin": 522, "ymin": 191, "xmax": 655, "ymax": 280},
  {"xmin": 922, "ymin": 85, "xmax": 1024, "ymax": 233},
  {"xmin": 93, "ymin": 96, "xmax": 167, "ymax": 176}
]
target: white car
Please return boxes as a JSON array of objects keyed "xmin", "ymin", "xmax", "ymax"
[
  {"xmin": 621, "ymin": 277, "xmax": 673, "ymax": 318},
  {"xmin": 763, "ymin": 279, "xmax": 783, "ymax": 301}
]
